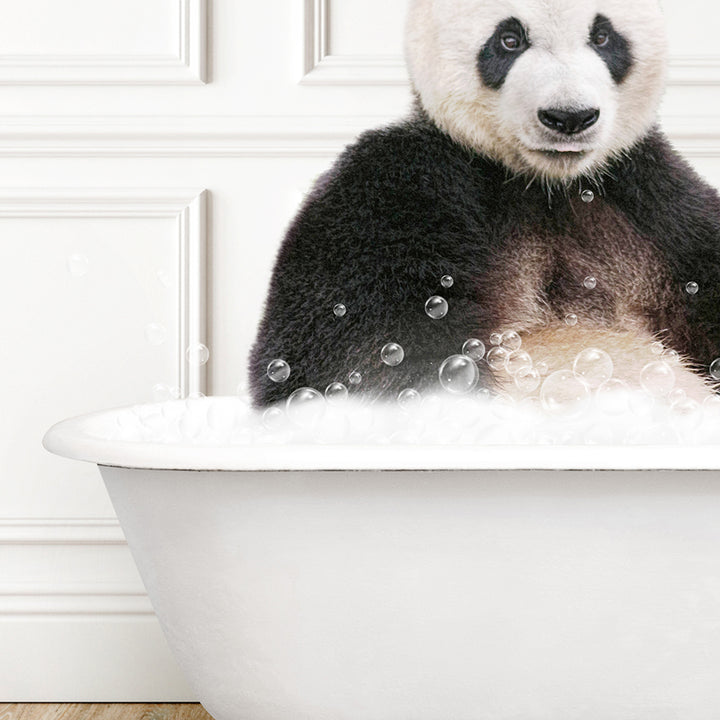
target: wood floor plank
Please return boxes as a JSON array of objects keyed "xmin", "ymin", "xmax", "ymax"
[{"xmin": 0, "ymin": 706, "xmax": 214, "ymax": 720}]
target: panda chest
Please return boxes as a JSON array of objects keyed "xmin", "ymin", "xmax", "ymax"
[{"xmin": 490, "ymin": 199, "xmax": 671, "ymax": 330}]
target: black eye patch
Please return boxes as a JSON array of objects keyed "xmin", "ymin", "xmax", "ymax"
[
  {"xmin": 589, "ymin": 14, "xmax": 633, "ymax": 84},
  {"xmin": 477, "ymin": 17, "xmax": 530, "ymax": 90}
]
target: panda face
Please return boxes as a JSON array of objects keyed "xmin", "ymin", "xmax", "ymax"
[{"xmin": 406, "ymin": 0, "xmax": 668, "ymax": 182}]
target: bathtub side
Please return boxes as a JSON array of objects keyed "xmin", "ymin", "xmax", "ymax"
[{"xmin": 101, "ymin": 465, "xmax": 720, "ymax": 720}]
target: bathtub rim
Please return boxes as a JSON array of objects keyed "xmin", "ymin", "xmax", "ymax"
[{"xmin": 42, "ymin": 401, "xmax": 720, "ymax": 472}]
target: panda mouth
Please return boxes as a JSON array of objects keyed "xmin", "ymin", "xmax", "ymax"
[{"xmin": 534, "ymin": 149, "xmax": 589, "ymax": 160}]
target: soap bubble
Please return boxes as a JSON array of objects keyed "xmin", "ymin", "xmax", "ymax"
[
  {"xmin": 686, "ymin": 282, "xmax": 699, "ymax": 295},
  {"xmin": 235, "ymin": 382, "xmax": 251, "ymax": 403},
  {"xmin": 640, "ymin": 361, "xmax": 675, "ymax": 397},
  {"xmin": 425, "ymin": 296, "xmax": 448, "ymax": 319},
  {"xmin": 286, "ymin": 387, "xmax": 325, "ymax": 427},
  {"xmin": 67, "ymin": 253, "xmax": 89, "ymax": 277},
  {"xmin": 333, "ymin": 303, "xmax": 347, "ymax": 317},
  {"xmin": 349, "ymin": 371, "xmax": 362, "ymax": 385},
  {"xmin": 262, "ymin": 406, "xmax": 286, "ymax": 432},
  {"xmin": 583, "ymin": 276, "xmax": 597, "ymax": 290},
  {"xmin": 535, "ymin": 360, "xmax": 550, "ymax": 376},
  {"xmin": 573, "ymin": 348, "xmax": 613, "ymax": 388},
  {"xmin": 462, "ymin": 338, "xmax": 486, "ymax": 361},
  {"xmin": 441, "ymin": 275, "xmax": 454, "ymax": 288},
  {"xmin": 668, "ymin": 388, "xmax": 687, "ymax": 406},
  {"xmin": 540, "ymin": 370, "xmax": 590, "ymax": 418},
  {"xmin": 489, "ymin": 332, "xmax": 502, "ymax": 346},
  {"xmin": 325, "ymin": 382, "xmax": 348, "ymax": 404},
  {"xmin": 398, "ymin": 388, "xmax": 422, "ymax": 411},
  {"xmin": 581, "ymin": 189, "xmax": 595, "ymax": 203},
  {"xmin": 152, "ymin": 383, "xmax": 173, "ymax": 402},
  {"xmin": 596, "ymin": 378, "xmax": 630, "ymax": 415},
  {"xmin": 711, "ymin": 359, "xmax": 720, "ymax": 381},
  {"xmin": 439, "ymin": 355, "xmax": 479, "ymax": 395},
  {"xmin": 381, "ymin": 343, "xmax": 405, "ymax": 367},
  {"xmin": 486, "ymin": 346, "xmax": 511, "ymax": 371},
  {"xmin": 565, "ymin": 313, "xmax": 578, "ymax": 327},
  {"xmin": 662, "ymin": 349, "xmax": 680, "ymax": 365},
  {"xmin": 186, "ymin": 343, "xmax": 210, "ymax": 367},
  {"xmin": 669, "ymin": 397, "xmax": 702, "ymax": 433},
  {"xmin": 651, "ymin": 342, "xmax": 664, "ymax": 355},
  {"xmin": 505, "ymin": 350, "xmax": 533, "ymax": 376},
  {"xmin": 156, "ymin": 268, "xmax": 172, "ymax": 288},
  {"xmin": 145, "ymin": 322, "xmax": 167, "ymax": 346},
  {"xmin": 501, "ymin": 331, "xmax": 522, "ymax": 352},
  {"xmin": 515, "ymin": 367, "xmax": 541, "ymax": 393},
  {"xmin": 266, "ymin": 359, "xmax": 290, "ymax": 383}
]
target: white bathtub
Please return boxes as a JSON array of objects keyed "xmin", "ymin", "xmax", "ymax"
[{"xmin": 43, "ymin": 400, "xmax": 720, "ymax": 720}]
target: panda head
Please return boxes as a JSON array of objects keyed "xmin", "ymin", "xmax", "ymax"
[{"xmin": 405, "ymin": 0, "xmax": 668, "ymax": 182}]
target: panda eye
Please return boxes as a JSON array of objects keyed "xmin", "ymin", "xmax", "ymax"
[
  {"xmin": 593, "ymin": 30, "xmax": 610, "ymax": 47},
  {"xmin": 500, "ymin": 32, "xmax": 522, "ymax": 51}
]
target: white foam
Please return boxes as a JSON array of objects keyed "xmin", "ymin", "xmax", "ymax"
[{"xmin": 91, "ymin": 389, "xmax": 720, "ymax": 447}]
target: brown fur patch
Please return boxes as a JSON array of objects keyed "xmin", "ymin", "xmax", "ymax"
[{"xmin": 485, "ymin": 196, "xmax": 710, "ymax": 399}]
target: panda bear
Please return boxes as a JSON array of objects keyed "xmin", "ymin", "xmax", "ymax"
[{"xmin": 249, "ymin": 0, "xmax": 720, "ymax": 408}]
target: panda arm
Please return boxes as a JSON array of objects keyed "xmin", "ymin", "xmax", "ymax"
[
  {"xmin": 609, "ymin": 129, "xmax": 720, "ymax": 369},
  {"xmin": 248, "ymin": 126, "xmax": 493, "ymax": 407}
]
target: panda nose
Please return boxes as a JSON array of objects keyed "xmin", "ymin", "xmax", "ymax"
[{"xmin": 538, "ymin": 108, "xmax": 600, "ymax": 135}]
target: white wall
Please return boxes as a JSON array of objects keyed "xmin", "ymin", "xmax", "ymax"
[{"xmin": 0, "ymin": 0, "xmax": 718, "ymax": 701}]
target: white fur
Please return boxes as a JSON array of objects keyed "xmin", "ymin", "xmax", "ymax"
[{"xmin": 405, "ymin": 0, "xmax": 668, "ymax": 181}]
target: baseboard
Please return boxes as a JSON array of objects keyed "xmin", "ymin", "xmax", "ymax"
[{"xmin": 0, "ymin": 616, "xmax": 195, "ymax": 701}]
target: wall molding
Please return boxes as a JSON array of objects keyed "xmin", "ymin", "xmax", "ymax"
[
  {"xmin": 0, "ymin": 116, "xmax": 375, "ymax": 157},
  {"xmin": 302, "ymin": 1, "xmax": 720, "ymax": 87},
  {"xmin": 0, "ymin": 188, "xmax": 208, "ymax": 396},
  {"xmin": 0, "ymin": 0, "xmax": 206, "ymax": 85},
  {"xmin": 0, "ymin": 518, "xmax": 154, "ymax": 617},
  {"xmin": 0, "ymin": 584, "xmax": 153, "ymax": 616},
  {"xmin": 302, "ymin": 0, "xmax": 406, "ymax": 85},
  {"xmin": 0, "ymin": 517, "xmax": 123, "ymax": 545},
  {"xmin": 668, "ymin": 56, "xmax": 720, "ymax": 86}
]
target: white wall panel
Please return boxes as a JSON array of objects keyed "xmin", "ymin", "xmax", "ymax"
[
  {"xmin": 0, "ymin": 0, "xmax": 206, "ymax": 84},
  {"xmin": 0, "ymin": 188, "xmax": 207, "ymax": 517}
]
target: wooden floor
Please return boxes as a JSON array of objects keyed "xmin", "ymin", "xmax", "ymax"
[{"xmin": 0, "ymin": 706, "xmax": 214, "ymax": 720}]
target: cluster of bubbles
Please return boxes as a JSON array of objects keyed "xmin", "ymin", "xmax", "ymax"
[{"xmin": 151, "ymin": 272, "xmax": 713, "ymax": 448}]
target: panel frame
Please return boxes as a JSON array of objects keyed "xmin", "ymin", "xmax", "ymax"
[
  {"xmin": 302, "ymin": 0, "xmax": 720, "ymax": 86},
  {"xmin": 0, "ymin": 187, "xmax": 208, "ymax": 397},
  {"xmin": 0, "ymin": 0, "xmax": 207, "ymax": 85}
]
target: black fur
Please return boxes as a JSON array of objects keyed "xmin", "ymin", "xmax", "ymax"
[
  {"xmin": 249, "ymin": 106, "xmax": 720, "ymax": 407},
  {"xmin": 590, "ymin": 14, "xmax": 633, "ymax": 84},
  {"xmin": 477, "ymin": 17, "xmax": 530, "ymax": 90}
]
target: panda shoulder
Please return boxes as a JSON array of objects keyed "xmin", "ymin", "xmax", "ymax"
[{"xmin": 308, "ymin": 116, "xmax": 480, "ymax": 205}]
